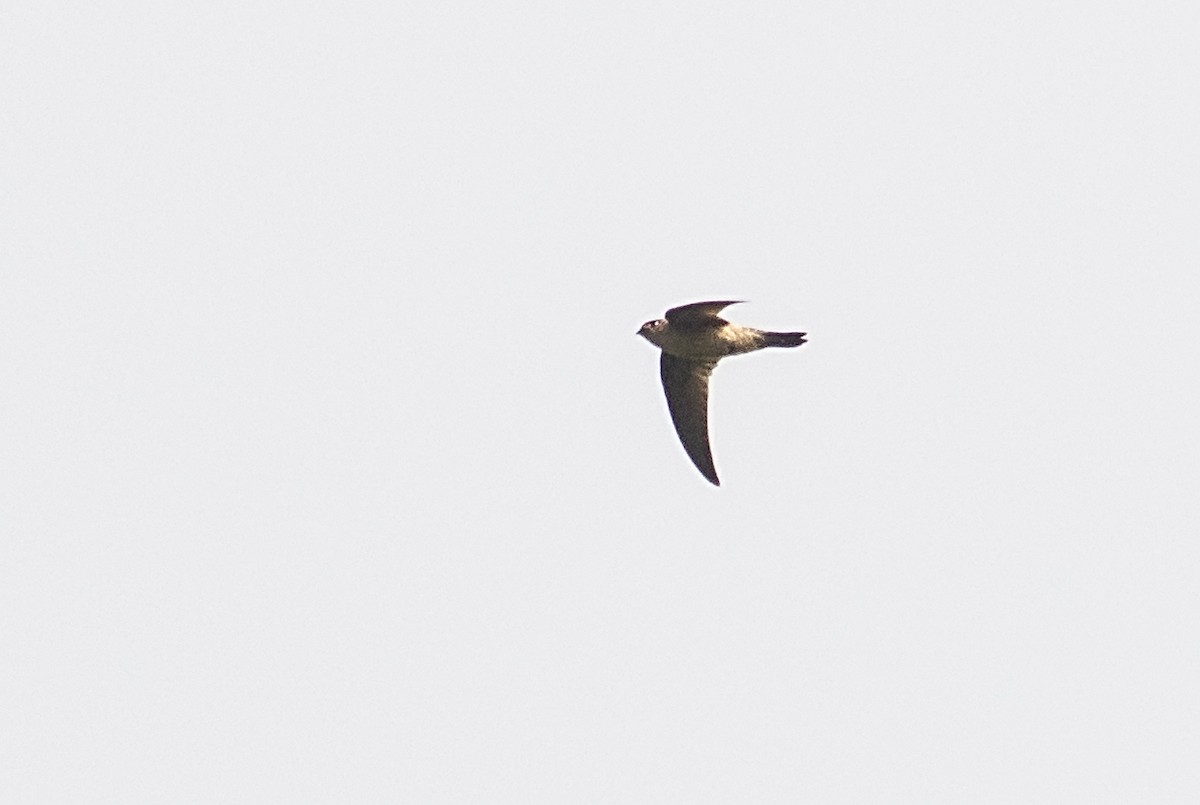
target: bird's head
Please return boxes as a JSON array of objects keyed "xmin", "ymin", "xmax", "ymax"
[{"xmin": 637, "ymin": 318, "xmax": 667, "ymax": 344}]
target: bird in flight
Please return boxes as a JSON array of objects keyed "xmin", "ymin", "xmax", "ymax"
[{"xmin": 637, "ymin": 301, "xmax": 807, "ymax": 486}]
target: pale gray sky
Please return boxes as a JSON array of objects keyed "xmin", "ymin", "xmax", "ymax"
[{"xmin": 3, "ymin": 2, "xmax": 1199, "ymax": 802}]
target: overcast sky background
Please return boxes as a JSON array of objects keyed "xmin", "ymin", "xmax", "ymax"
[{"xmin": 3, "ymin": 2, "xmax": 1199, "ymax": 802}]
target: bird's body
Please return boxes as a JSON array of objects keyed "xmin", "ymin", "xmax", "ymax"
[
  {"xmin": 640, "ymin": 318, "xmax": 765, "ymax": 359},
  {"xmin": 637, "ymin": 301, "xmax": 807, "ymax": 486}
]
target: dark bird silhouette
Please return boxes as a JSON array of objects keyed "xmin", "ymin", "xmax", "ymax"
[{"xmin": 637, "ymin": 301, "xmax": 807, "ymax": 485}]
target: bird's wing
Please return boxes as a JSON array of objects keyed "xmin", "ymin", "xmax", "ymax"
[
  {"xmin": 660, "ymin": 353, "xmax": 721, "ymax": 486},
  {"xmin": 664, "ymin": 300, "xmax": 744, "ymax": 328}
]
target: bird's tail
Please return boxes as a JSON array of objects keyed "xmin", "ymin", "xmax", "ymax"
[{"xmin": 760, "ymin": 330, "xmax": 808, "ymax": 348}]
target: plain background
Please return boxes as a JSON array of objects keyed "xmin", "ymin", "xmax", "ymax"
[{"xmin": 3, "ymin": 2, "xmax": 1198, "ymax": 801}]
